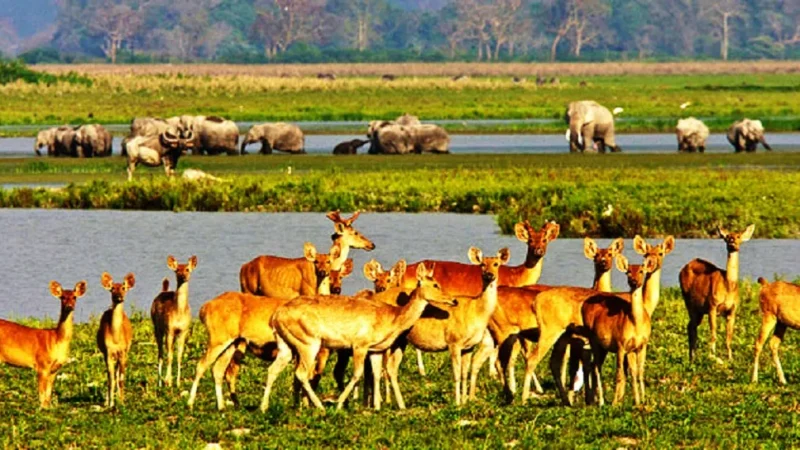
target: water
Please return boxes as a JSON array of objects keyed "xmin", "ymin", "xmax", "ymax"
[
  {"xmin": 0, "ymin": 210, "xmax": 796, "ymax": 323},
  {"xmin": 4, "ymin": 133, "xmax": 800, "ymax": 157}
]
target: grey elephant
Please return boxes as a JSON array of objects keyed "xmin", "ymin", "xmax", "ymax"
[
  {"xmin": 189, "ymin": 116, "xmax": 239, "ymax": 155},
  {"xmin": 727, "ymin": 119, "xmax": 772, "ymax": 153},
  {"xmin": 333, "ymin": 139, "xmax": 369, "ymax": 155},
  {"xmin": 676, "ymin": 117, "xmax": 710, "ymax": 153},
  {"xmin": 34, "ymin": 127, "xmax": 61, "ymax": 156},
  {"xmin": 130, "ymin": 117, "xmax": 171, "ymax": 138},
  {"xmin": 564, "ymin": 100, "xmax": 622, "ymax": 153},
  {"xmin": 408, "ymin": 124, "xmax": 450, "ymax": 153},
  {"xmin": 241, "ymin": 122, "xmax": 305, "ymax": 154},
  {"xmin": 73, "ymin": 124, "xmax": 113, "ymax": 157},
  {"xmin": 53, "ymin": 126, "xmax": 79, "ymax": 157},
  {"xmin": 368, "ymin": 124, "xmax": 414, "ymax": 154}
]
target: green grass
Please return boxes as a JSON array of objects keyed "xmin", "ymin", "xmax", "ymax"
[
  {"xmin": 1, "ymin": 74, "xmax": 799, "ymax": 134},
  {"xmin": 2, "ymin": 153, "xmax": 800, "ymax": 238},
  {"xmin": 1, "ymin": 281, "xmax": 799, "ymax": 448}
]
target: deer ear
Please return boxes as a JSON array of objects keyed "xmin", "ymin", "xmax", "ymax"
[
  {"xmin": 101, "ymin": 272, "xmax": 113, "ymax": 291},
  {"xmin": 514, "ymin": 223, "xmax": 529, "ymax": 242},
  {"xmin": 188, "ymin": 256, "xmax": 198, "ymax": 271},
  {"xmin": 391, "ymin": 260, "xmax": 407, "ymax": 280},
  {"xmin": 303, "ymin": 243, "xmax": 317, "ymax": 261},
  {"xmin": 326, "ymin": 210, "xmax": 340, "ymax": 222},
  {"xmin": 329, "ymin": 243, "xmax": 342, "ymax": 261},
  {"xmin": 662, "ymin": 236, "xmax": 676, "ymax": 254},
  {"xmin": 363, "ymin": 260, "xmax": 379, "ymax": 281},
  {"xmin": 343, "ymin": 259, "xmax": 354, "ymax": 276},
  {"xmin": 74, "ymin": 281, "xmax": 87, "ymax": 298},
  {"xmin": 416, "ymin": 262, "xmax": 428, "ymax": 281},
  {"xmin": 167, "ymin": 255, "xmax": 178, "ymax": 270},
  {"xmin": 583, "ymin": 237, "xmax": 598, "ymax": 259},
  {"xmin": 468, "ymin": 247, "xmax": 483, "ymax": 265},
  {"xmin": 545, "ymin": 222, "xmax": 560, "ymax": 241},
  {"xmin": 741, "ymin": 224, "xmax": 755, "ymax": 242},
  {"xmin": 610, "ymin": 238, "xmax": 625, "ymax": 255},
  {"xmin": 633, "ymin": 236, "xmax": 648, "ymax": 255},
  {"xmin": 717, "ymin": 226, "xmax": 729, "ymax": 239},
  {"xmin": 49, "ymin": 281, "xmax": 63, "ymax": 298},
  {"xmin": 334, "ymin": 222, "xmax": 346, "ymax": 235},
  {"xmin": 124, "ymin": 273, "xmax": 136, "ymax": 289},
  {"xmin": 615, "ymin": 254, "xmax": 629, "ymax": 273},
  {"xmin": 498, "ymin": 247, "xmax": 511, "ymax": 264}
]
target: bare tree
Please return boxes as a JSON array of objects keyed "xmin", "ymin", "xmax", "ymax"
[
  {"xmin": 570, "ymin": 0, "xmax": 609, "ymax": 57},
  {"xmin": 700, "ymin": 0, "xmax": 745, "ymax": 60},
  {"xmin": 252, "ymin": 0, "xmax": 325, "ymax": 57},
  {"xmin": 88, "ymin": 0, "xmax": 142, "ymax": 63}
]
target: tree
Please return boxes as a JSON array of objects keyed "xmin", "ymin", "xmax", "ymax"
[
  {"xmin": 87, "ymin": 0, "xmax": 142, "ymax": 63},
  {"xmin": 251, "ymin": 0, "xmax": 326, "ymax": 57},
  {"xmin": 701, "ymin": 0, "xmax": 745, "ymax": 60}
]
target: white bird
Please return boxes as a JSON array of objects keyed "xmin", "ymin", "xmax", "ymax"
[
  {"xmin": 612, "ymin": 107, "xmax": 624, "ymax": 115},
  {"xmin": 287, "ymin": 166, "xmax": 292, "ymax": 175},
  {"xmin": 680, "ymin": 101, "xmax": 692, "ymax": 110},
  {"xmin": 182, "ymin": 168, "xmax": 224, "ymax": 182}
]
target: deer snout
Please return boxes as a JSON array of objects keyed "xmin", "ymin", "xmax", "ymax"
[
  {"xmin": 331, "ymin": 287, "xmax": 342, "ymax": 295},
  {"xmin": 482, "ymin": 272, "xmax": 496, "ymax": 284}
]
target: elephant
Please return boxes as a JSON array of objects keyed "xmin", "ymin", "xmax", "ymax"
[
  {"xmin": 333, "ymin": 139, "xmax": 369, "ymax": 155},
  {"xmin": 34, "ymin": 127, "xmax": 61, "ymax": 156},
  {"xmin": 564, "ymin": 100, "xmax": 622, "ymax": 153},
  {"xmin": 181, "ymin": 116, "xmax": 239, "ymax": 155},
  {"xmin": 408, "ymin": 124, "xmax": 450, "ymax": 153},
  {"xmin": 676, "ymin": 117, "xmax": 710, "ymax": 153},
  {"xmin": 53, "ymin": 126, "xmax": 79, "ymax": 157},
  {"xmin": 130, "ymin": 117, "xmax": 171, "ymax": 138},
  {"xmin": 727, "ymin": 119, "xmax": 772, "ymax": 153},
  {"xmin": 73, "ymin": 124, "xmax": 113, "ymax": 157},
  {"xmin": 126, "ymin": 126, "xmax": 195, "ymax": 181},
  {"xmin": 368, "ymin": 124, "xmax": 414, "ymax": 154},
  {"xmin": 240, "ymin": 122, "xmax": 305, "ymax": 155}
]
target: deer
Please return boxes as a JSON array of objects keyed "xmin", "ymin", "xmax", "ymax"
[
  {"xmin": 752, "ymin": 278, "xmax": 800, "ymax": 384},
  {"xmin": 239, "ymin": 210, "xmax": 374, "ymax": 297},
  {"xmin": 97, "ymin": 272, "xmax": 135, "ymax": 408},
  {"xmin": 579, "ymin": 254, "xmax": 658, "ymax": 406},
  {"xmin": 188, "ymin": 243, "xmax": 340, "ymax": 410},
  {"xmin": 261, "ymin": 262, "xmax": 457, "ymax": 412},
  {"xmin": 520, "ymin": 236, "xmax": 675, "ymax": 403},
  {"xmin": 680, "ymin": 224, "xmax": 754, "ymax": 363},
  {"xmin": 151, "ymin": 255, "xmax": 197, "ymax": 388},
  {"xmin": 383, "ymin": 247, "xmax": 509, "ymax": 407},
  {"xmin": 0, "ymin": 280, "xmax": 86, "ymax": 408}
]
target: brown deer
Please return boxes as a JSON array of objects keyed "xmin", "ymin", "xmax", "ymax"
[
  {"xmin": 520, "ymin": 236, "xmax": 674, "ymax": 403},
  {"xmin": 262, "ymin": 263, "xmax": 456, "ymax": 412},
  {"xmin": 239, "ymin": 211, "xmax": 374, "ymax": 297},
  {"xmin": 328, "ymin": 258, "xmax": 354, "ymax": 295},
  {"xmin": 187, "ymin": 243, "xmax": 340, "ymax": 410},
  {"xmin": 97, "ymin": 272, "xmax": 135, "ymax": 408},
  {"xmin": 680, "ymin": 224, "xmax": 754, "ymax": 363},
  {"xmin": 0, "ymin": 280, "xmax": 86, "ymax": 408},
  {"xmin": 751, "ymin": 278, "xmax": 800, "ymax": 384},
  {"xmin": 385, "ymin": 247, "xmax": 509, "ymax": 406},
  {"xmin": 580, "ymin": 254, "xmax": 657, "ymax": 406},
  {"xmin": 151, "ymin": 255, "xmax": 197, "ymax": 387}
]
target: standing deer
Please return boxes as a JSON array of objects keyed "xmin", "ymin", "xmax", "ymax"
[
  {"xmin": 262, "ymin": 263, "xmax": 456, "ymax": 412},
  {"xmin": 752, "ymin": 278, "xmax": 800, "ymax": 384},
  {"xmin": 188, "ymin": 243, "xmax": 340, "ymax": 410},
  {"xmin": 680, "ymin": 224, "xmax": 754, "ymax": 363},
  {"xmin": 97, "ymin": 272, "xmax": 135, "ymax": 408},
  {"xmin": 580, "ymin": 254, "xmax": 658, "ymax": 406},
  {"xmin": 151, "ymin": 255, "xmax": 197, "ymax": 387},
  {"xmin": 0, "ymin": 280, "xmax": 86, "ymax": 408}
]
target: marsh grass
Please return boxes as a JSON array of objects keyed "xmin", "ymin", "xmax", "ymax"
[{"xmin": 1, "ymin": 281, "xmax": 800, "ymax": 448}]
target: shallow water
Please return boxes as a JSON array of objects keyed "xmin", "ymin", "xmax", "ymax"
[{"xmin": 0, "ymin": 210, "xmax": 795, "ymax": 322}]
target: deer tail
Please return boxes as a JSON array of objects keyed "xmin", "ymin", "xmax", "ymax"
[
  {"xmin": 757, "ymin": 277, "xmax": 769, "ymax": 287},
  {"xmin": 162, "ymin": 278, "xmax": 170, "ymax": 292}
]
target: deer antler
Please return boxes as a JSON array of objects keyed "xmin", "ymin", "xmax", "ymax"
[
  {"xmin": 343, "ymin": 211, "xmax": 361, "ymax": 226},
  {"xmin": 326, "ymin": 210, "xmax": 343, "ymax": 223}
]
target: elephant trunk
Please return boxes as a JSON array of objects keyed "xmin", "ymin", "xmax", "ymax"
[
  {"xmin": 34, "ymin": 139, "xmax": 42, "ymax": 156},
  {"xmin": 761, "ymin": 136, "xmax": 772, "ymax": 151},
  {"xmin": 568, "ymin": 121, "xmax": 583, "ymax": 152},
  {"xmin": 240, "ymin": 139, "xmax": 248, "ymax": 155}
]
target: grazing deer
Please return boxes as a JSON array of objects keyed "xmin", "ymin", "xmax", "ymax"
[
  {"xmin": 151, "ymin": 255, "xmax": 197, "ymax": 387},
  {"xmin": 580, "ymin": 254, "xmax": 658, "ymax": 406},
  {"xmin": 385, "ymin": 247, "xmax": 509, "ymax": 406},
  {"xmin": 520, "ymin": 236, "xmax": 674, "ymax": 403},
  {"xmin": 97, "ymin": 272, "xmax": 135, "ymax": 408},
  {"xmin": 680, "ymin": 224, "xmax": 754, "ymax": 363},
  {"xmin": 752, "ymin": 278, "xmax": 800, "ymax": 384},
  {"xmin": 188, "ymin": 243, "xmax": 339, "ymax": 410},
  {"xmin": 239, "ymin": 211, "xmax": 374, "ymax": 297},
  {"xmin": 262, "ymin": 263, "xmax": 456, "ymax": 412},
  {"xmin": 0, "ymin": 280, "xmax": 86, "ymax": 408}
]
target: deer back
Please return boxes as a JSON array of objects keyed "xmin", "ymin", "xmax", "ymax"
[{"xmin": 240, "ymin": 255, "xmax": 316, "ymax": 299}]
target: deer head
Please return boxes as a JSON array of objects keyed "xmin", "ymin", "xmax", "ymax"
[
  {"xmin": 49, "ymin": 280, "xmax": 87, "ymax": 313},
  {"xmin": 167, "ymin": 255, "xmax": 198, "ymax": 284},
  {"xmin": 305, "ymin": 242, "xmax": 341, "ymax": 288},
  {"xmin": 415, "ymin": 263, "xmax": 457, "ymax": 307},
  {"xmin": 717, "ymin": 224, "xmax": 755, "ymax": 253},
  {"xmin": 468, "ymin": 247, "xmax": 511, "ymax": 287},
  {"xmin": 364, "ymin": 259, "xmax": 407, "ymax": 293},
  {"xmin": 101, "ymin": 272, "xmax": 136, "ymax": 305},
  {"xmin": 633, "ymin": 235, "xmax": 676, "ymax": 271},
  {"xmin": 327, "ymin": 210, "xmax": 376, "ymax": 251},
  {"xmin": 330, "ymin": 259, "xmax": 354, "ymax": 295},
  {"xmin": 616, "ymin": 254, "xmax": 658, "ymax": 291},
  {"xmin": 514, "ymin": 221, "xmax": 560, "ymax": 259},
  {"xmin": 584, "ymin": 237, "xmax": 624, "ymax": 273}
]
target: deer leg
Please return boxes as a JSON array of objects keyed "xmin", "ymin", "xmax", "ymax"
[
  {"xmin": 164, "ymin": 332, "xmax": 175, "ymax": 387},
  {"xmin": 591, "ymin": 345, "xmax": 608, "ymax": 407},
  {"xmin": 687, "ymin": 311, "xmax": 702, "ymax": 363},
  {"xmin": 522, "ymin": 328, "xmax": 561, "ymax": 403},
  {"xmin": 416, "ymin": 349, "xmax": 427, "ymax": 377},
  {"xmin": 627, "ymin": 352, "xmax": 640, "ymax": 406},
  {"xmin": 449, "ymin": 345, "xmax": 463, "ymax": 406},
  {"xmin": 638, "ymin": 345, "xmax": 647, "ymax": 403},
  {"xmin": 725, "ymin": 307, "xmax": 737, "ymax": 361},
  {"xmin": 498, "ymin": 335, "xmax": 519, "ymax": 402},
  {"xmin": 175, "ymin": 330, "xmax": 190, "ymax": 388},
  {"xmin": 118, "ymin": 353, "xmax": 127, "ymax": 404},
  {"xmin": 337, "ymin": 348, "xmax": 367, "ymax": 410},
  {"xmin": 312, "ymin": 348, "xmax": 331, "ymax": 392},
  {"xmin": 460, "ymin": 350, "xmax": 472, "ymax": 403},
  {"xmin": 188, "ymin": 339, "xmax": 236, "ymax": 409},
  {"xmin": 469, "ymin": 331, "xmax": 496, "ymax": 400},
  {"xmin": 708, "ymin": 307, "xmax": 722, "ymax": 363},
  {"xmin": 333, "ymin": 350, "xmax": 351, "ymax": 394},
  {"xmin": 106, "ymin": 357, "xmax": 116, "ymax": 408},
  {"xmin": 369, "ymin": 353, "xmax": 383, "ymax": 410},
  {"xmin": 580, "ymin": 341, "xmax": 595, "ymax": 406},
  {"xmin": 770, "ymin": 323, "xmax": 788, "ymax": 385},
  {"xmin": 522, "ymin": 338, "xmax": 545, "ymax": 395},
  {"xmin": 386, "ymin": 346, "xmax": 407, "ymax": 410},
  {"xmin": 490, "ymin": 347, "xmax": 500, "ymax": 379},
  {"xmin": 260, "ymin": 338, "xmax": 293, "ymax": 413},
  {"xmin": 155, "ymin": 331, "xmax": 165, "ymax": 386},
  {"xmin": 295, "ymin": 341, "xmax": 325, "ymax": 410},
  {"xmin": 225, "ymin": 342, "xmax": 247, "ymax": 407},
  {"xmin": 549, "ymin": 332, "xmax": 573, "ymax": 406},
  {"xmin": 752, "ymin": 314, "xmax": 777, "ymax": 383},
  {"xmin": 612, "ymin": 350, "xmax": 627, "ymax": 406},
  {"xmin": 211, "ymin": 345, "xmax": 238, "ymax": 411}
]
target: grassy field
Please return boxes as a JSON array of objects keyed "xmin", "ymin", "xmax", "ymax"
[
  {"xmin": 1, "ymin": 152, "xmax": 800, "ymax": 238},
  {"xmin": 2, "ymin": 281, "xmax": 800, "ymax": 448},
  {"xmin": 2, "ymin": 64, "xmax": 799, "ymax": 134}
]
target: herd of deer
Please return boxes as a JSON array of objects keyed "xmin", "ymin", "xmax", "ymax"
[{"xmin": 2, "ymin": 211, "xmax": 800, "ymax": 413}]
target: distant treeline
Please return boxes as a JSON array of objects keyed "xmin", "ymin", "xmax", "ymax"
[{"xmin": 10, "ymin": 0, "xmax": 800, "ymax": 64}]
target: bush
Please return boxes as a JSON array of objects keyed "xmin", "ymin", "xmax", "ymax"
[{"xmin": 0, "ymin": 60, "xmax": 92, "ymax": 86}]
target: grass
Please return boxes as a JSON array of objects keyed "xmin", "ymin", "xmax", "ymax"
[
  {"xmin": 2, "ymin": 281, "xmax": 800, "ymax": 448},
  {"xmin": 1, "ymin": 153, "xmax": 800, "ymax": 238},
  {"xmin": 1, "ymin": 70, "xmax": 799, "ymax": 134}
]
